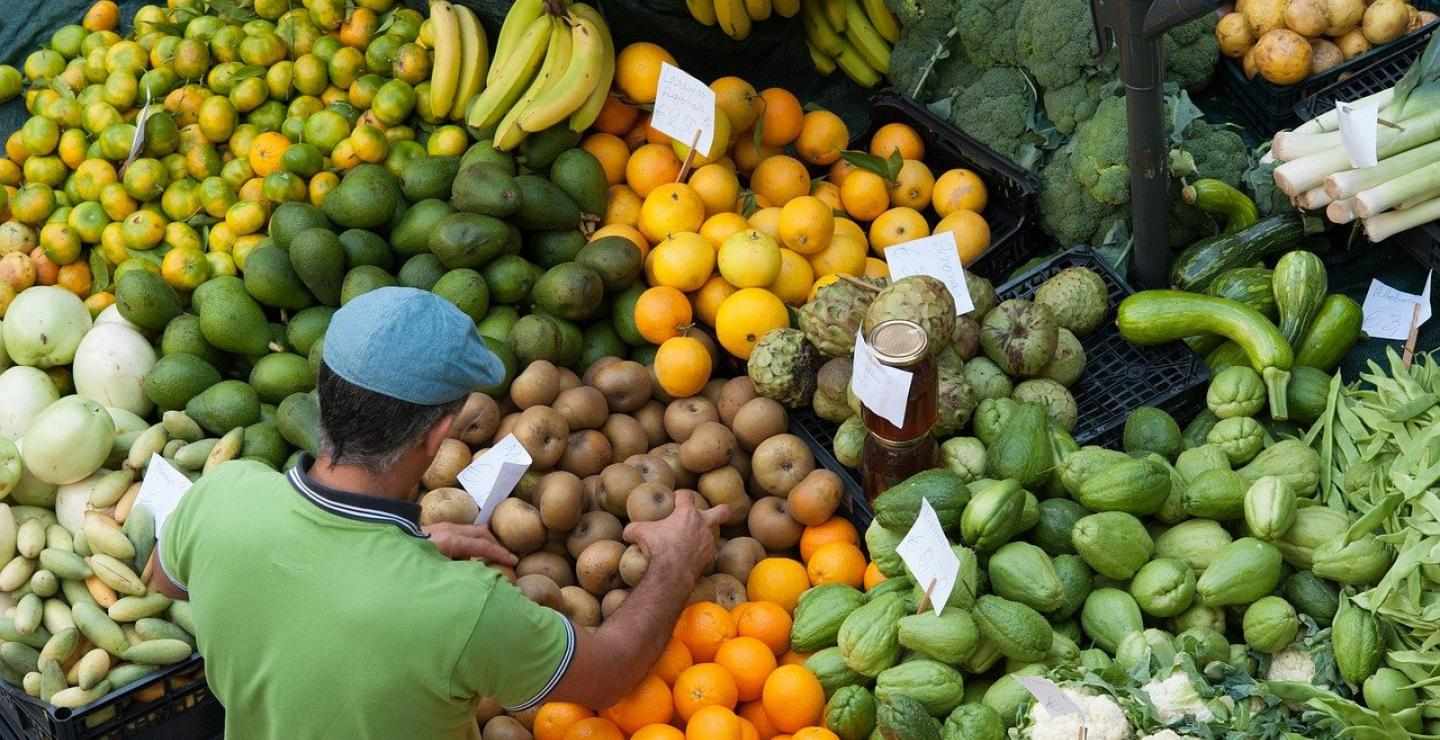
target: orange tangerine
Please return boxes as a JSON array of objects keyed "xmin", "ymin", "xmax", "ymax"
[
  {"xmin": 889, "ymin": 159, "xmax": 935, "ymax": 209},
  {"xmin": 715, "ymin": 288, "xmax": 788, "ymax": 359},
  {"xmin": 794, "ymin": 110, "xmax": 848, "ymax": 166},
  {"xmin": 747, "ymin": 207, "xmax": 782, "ymax": 241},
  {"xmin": 934, "ymin": 209, "xmax": 991, "ymax": 265},
  {"xmin": 626, "ymin": 143, "xmax": 682, "ymax": 198},
  {"xmin": 799, "ymin": 518, "xmax": 858, "ymax": 561},
  {"xmin": 714, "ymin": 637, "xmax": 777, "ymax": 702},
  {"xmin": 563, "ymin": 717, "xmax": 624, "ymax": 740},
  {"xmin": 602, "ymin": 674, "xmax": 675, "ymax": 734},
  {"xmin": 686, "ymin": 705, "xmax": 741, "ymax": 740},
  {"xmin": 759, "ymin": 666, "xmax": 824, "ymax": 734},
  {"xmin": 863, "ymin": 257, "xmax": 889, "ymax": 278},
  {"xmin": 689, "ymin": 164, "xmax": 741, "ymax": 218},
  {"xmin": 640, "ymin": 183, "xmax": 706, "ymax": 243},
  {"xmin": 732, "ymin": 602, "xmax": 792, "ymax": 656},
  {"xmin": 655, "ymin": 335, "xmax": 713, "ymax": 397},
  {"xmin": 750, "ymin": 155, "xmax": 810, "ymax": 207},
  {"xmin": 863, "ymin": 561, "xmax": 886, "ymax": 590},
  {"xmin": 868, "ymin": 207, "xmax": 930, "ymax": 253},
  {"xmin": 604, "ymin": 183, "xmax": 643, "ymax": 227},
  {"xmin": 805, "ymin": 234, "xmax": 866, "ymax": 279},
  {"xmin": 745, "ymin": 558, "xmax": 809, "ymax": 613},
  {"xmin": 739, "ymin": 702, "xmax": 781, "ymax": 740},
  {"xmin": 767, "ymin": 249, "xmax": 814, "ymax": 306},
  {"xmin": 594, "ymin": 94, "xmax": 641, "ymax": 136},
  {"xmin": 932, "ymin": 168, "xmax": 987, "ymax": 215},
  {"xmin": 839, "ymin": 170, "xmax": 889, "ymax": 223},
  {"xmin": 805, "ymin": 542, "xmax": 866, "ymax": 588},
  {"xmin": 673, "ymin": 663, "xmax": 739, "ymax": 720},
  {"xmin": 692, "ymin": 274, "xmax": 738, "ymax": 327},
  {"xmin": 583, "ymin": 133, "xmax": 631, "ymax": 185},
  {"xmin": 635, "ymin": 285, "xmax": 694, "ymax": 344},
  {"xmin": 757, "ymin": 88, "xmax": 803, "ymax": 147},
  {"xmin": 535, "ymin": 703, "xmax": 595, "ymax": 740},
  {"xmin": 700, "ymin": 212, "xmax": 749, "ymax": 248},
  {"xmin": 711, "ymin": 77, "xmax": 762, "ymax": 134},
  {"xmin": 655, "ymin": 638, "xmax": 695, "ymax": 685},
  {"xmin": 731, "ymin": 132, "xmax": 780, "ymax": 175},
  {"xmin": 648, "ymin": 231, "xmax": 715, "ymax": 292},
  {"xmin": 869, "ymin": 122, "xmax": 925, "ymax": 160},
  {"xmin": 616, "ymin": 42, "xmax": 676, "ymax": 104},
  {"xmin": 777, "ymin": 196, "xmax": 833, "ymax": 255},
  {"xmin": 810, "ymin": 181, "xmax": 842, "ymax": 212},
  {"xmin": 634, "ymin": 726, "xmax": 686, "ymax": 740},
  {"xmin": 717, "ymin": 229, "xmax": 781, "ymax": 288}
]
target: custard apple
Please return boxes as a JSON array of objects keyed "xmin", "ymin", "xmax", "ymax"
[
  {"xmin": 1041, "ymin": 328, "xmax": 1087, "ymax": 387},
  {"xmin": 965, "ymin": 273, "xmax": 998, "ymax": 320},
  {"xmin": 862, "ymin": 276, "xmax": 955, "ymax": 355},
  {"xmin": 748, "ymin": 328, "xmax": 819, "ymax": 408},
  {"xmin": 934, "ymin": 366, "xmax": 979, "ymax": 437},
  {"xmin": 979, "ymin": 299, "xmax": 1059, "ymax": 376},
  {"xmin": 834, "ymin": 415, "xmax": 865, "ymax": 467},
  {"xmin": 813, "ymin": 357, "xmax": 854, "ymax": 423},
  {"xmin": 1033, "ymin": 267, "xmax": 1109, "ymax": 336},
  {"xmin": 1013, "ymin": 378, "xmax": 1078, "ymax": 432},
  {"xmin": 799, "ymin": 277, "xmax": 886, "ymax": 357}
]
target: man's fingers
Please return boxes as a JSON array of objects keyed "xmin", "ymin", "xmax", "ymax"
[
  {"xmin": 700, "ymin": 504, "xmax": 731, "ymax": 528},
  {"xmin": 460, "ymin": 536, "xmax": 519, "ymax": 566}
]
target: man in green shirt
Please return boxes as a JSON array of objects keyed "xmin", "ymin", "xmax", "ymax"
[{"xmin": 148, "ymin": 288, "xmax": 728, "ymax": 739}]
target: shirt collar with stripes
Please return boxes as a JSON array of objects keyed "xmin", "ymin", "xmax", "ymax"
[{"xmin": 288, "ymin": 454, "xmax": 427, "ymax": 538}]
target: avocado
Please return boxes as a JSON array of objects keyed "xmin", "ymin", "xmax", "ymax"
[
  {"xmin": 340, "ymin": 265, "xmax": 398, "ymax": 305},
  {"xmin": 511, "ymin": 175, "xmax": 580, "ymax": 231},
  {"xmin": 115, "ymin": 270, "xmax": 182, "ymax": 331},
  {"xmin": 288, "ymin": 228, "xmax": 347, "ymax": 306},
  {"xmin": 476, "ymin": 305, "xmax": 519, "ymax": 342},
  {"xmin": 160, "ymin": 314, "xmax": 224, "ymax": 366},
  {"xmin": 525, "ymin": 229, "xmax": 587, "ymax": 268},
  {"xmin": 244, "ymin": 246, "xmax": 315, "ymax": 310},
  {"xmin": 389, "ymin": 199, "xmax": 454, "ymax": 258},
  {"xmin": 268, "ymin": 202, "xmax": 331, "ymax": 250},
  {"xmin": 450, "ymin": 163, "xmax": 521, "ymax": 217},
  {"xmin": 337, "ymin": 228, "xmax": 393, "ymax": 270},
  {"xmin": 285, "ymin": 306, "xmax": 335, "ymax": 356},
  {"xmin": 276, "ymin": 391, "xmax": 321, "ymax": 455},
  {"xmin": 308, "ymin": 337, "xmax": 324, "ymax": 376},
  {"xmin": 580, "ymin": 322, "xmax": 626, "ymax": 371},
  {"xmin": 143, "ymin": 353, "xmax": 223, "ymax": 412},
  {"xmin": 249, "ymin": 352, "xmax": 315, "ymax": 404},
  {"xmin": 518, "ymin": 126, "xmax": 580, "ymax": 170},
  {"xmin": 482, "ymin": 255, "xmax": 540, "ymax": 304},
  {"xmin": 509, "ymin": 313, "xmax": 565, "ymax": 366},
  {"xmin": 321, "ymin": 164, "xmax": 401, "ymax": 229},
  {"xmin": 398, "ymin": 254, "xmax": 446, "ymax": 290},
  {"xmin": 194, "ymin": 276, "xmax": 271, "ymax": 356},
  {"xmin": 476, "ymin": 335, "xmax": 517, "ymax": 399},
  {"xmin": 611, "ymin": 284, "xmax": 646, "ymax": 346},
  {"xmin": 530, "ymin": 263, "xmax": 604, "ymax": 321},
  {"xmin": 431, "ymin": 268, "xmax": 490, "ymax": 323},
  {"xmin": 401, "ymin": 155, "xmax": 460, "ymax": 202},
  {"xmin": 185, "ymin": 379, "xmax": 263, "ymax": 436},
  {"xmin": 575, "ymin": 236, "xmax": 643, "ymax": 292},
  {"xmin": 460, "ymin": 139, "xmax": 515, "ymax": 174},
  {"xmin": 241, "ymin": 421, "xmax": 288, "ymax": 468},
  {"xmin": 429, "ymin": 212, "xmax": 511, "ymax": 270},
  {"xmin": 549, "ymin": 148, "xmax": 607, "ymax": 218}
]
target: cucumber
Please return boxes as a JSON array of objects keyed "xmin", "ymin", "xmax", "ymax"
[
  {"xmin": 1170, "ymin": 214, "xmax": 1306, "ymax": 292},
  {"xmin": 1182, "ymin": 179, "xmax": 1259, "ymax": 234},
  {"xmin": 1295, "ymin": 294, "xmax": 1363, "ymax": 372},
  {"xmin": 1272, "ymin": 251, "xmax": 1327, "ymax": 346}
]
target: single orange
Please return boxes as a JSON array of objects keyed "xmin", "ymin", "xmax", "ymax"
[
  {"xmin": 932, "ymin": 168, "xmax": 988, "ymax": 215},
  {"xmin": 839, "ymin": 170, "xmax": 889, "ymax": 223},
  {"xmin": 536, "ymin": 702, "xmax": 596, "ymax": 740},
  {"xmin": 806, "ymin": 234, "xmax": 866, "ymax": 281},
  {"xmin": 655, "ymin": 336, "xmax": 713, "ymax": 397},
  {"xmin": 700, "ymin": 212, "xmax": 750, "ymax": 248},
  {"xmin": 739, "ymin": 717, "xmax": 760, "ymax": 740},
  {"xmin": 799, "ymin": 519, "xmax": 859, "ymax": 562},
  {"xmin": 626, "ymin": 143, "xmax": 683, "ymax": 198},
  {"xmin": 686, "ymin": 705, "xmax": 742, "ymax": 740},
  {"xmin": 655, "ymin": 638, "xmax": 696, "ymax": 685},
  {"xmin": 594, "ymin": 94, "xmax": 641, "ymax": 136},
  {"xmin": 692, "ymin": 274, "xmax": 738, "ymax": 328},
  {"xmin": 604, "ymin": 183, "xmax": 644, "ymax": 227},
  {"xmin": 712, "ymin": 77, "xmax": 762, "ymax": 134},
  {"xmin": 583, "ymin": 133, "xmax": 631, "ymax": 185},
  {"xmin": 777, "ymin": 195, "xmax": 834, "ymax": 255},
  {"xmin": 805, "ymin": 543, "xmax": 866, "ymax": 588},
  {"xmin": 689, "ymin": 163, "xmax": 741, "ymax": 218},
  {"xmin": 746, "ymin": 559, "xmax": 810, "ymax": 614},
  {"xmin": 603, "ymin": 674, "xmax": 674, "ymax": 733},
  {"xmin": 83, "ymin": 0, "xmax": 120, "ymax": 31},
  {"xmin": 675, "ymin": 602, "xmax": 738, "ymax": 662},
  {"xmin": 868, "ymin": 207, "xmax": 930, "ymax": 253},
  {"xmin": 634, "ymin": 285, "xmax": 694, "ymax": 344},
  {"xmin": 746, "ymin": 207, "xmax": 782, "ymax": 241},
  {"xmin": 715, "ymin": 637, "xmax": 778, "ymax": 702},
  {"xmin": 732, "ymin": 132, "xmax": 781, "ymax": 175},
  {"xmin": 673, "ymin": 663, "xmax": 740, "ymax": 721},
  {"xmin": 863, "ymin": 561, "xmax": 887, "ymax": 590},
  {"xmin": 616, "ymin": 42, "xmax": 677, "ymax": 104},
  {"xmin": 640, "ymin": 183, "xmax": 707, "ymax": 243},
  {"xmin": 778, "ymin": 651, "xmax": 808, "ymax": 667},
  {"xmin": 760, "ymin": 666, "xmax": 824, "ymax": 733},
  {"xmin": 934, "ymin": 209, "xmax": 991, "ymax": 265},
  {"xmin": 714, "ymin": 287, "xmax": 789, "ymax": 360},
  {"xmin": 757, "ymin": 88, "xmax": 803, "ymax": 147},
  {"xmin": 828, "ymin": 158, "xmax": 858, "ymax": 188},
  {"xmin": 732, "ymin": 601, "xmax": 792, "ymax": 656},
  {"xmin": 869, "ymin": 122, "xmax": 925, "ymax": 160},
  {"xmin": 794, "ymin": 110, "xmax": 848, "ymax": 166},
  {"xmin": 791, "ymin": 729, "xmax": 838, "ymax": 740},
  {"xmin": 863, "ymin": 257, "xmax": 889, "ymax": 278},
  {"xmin": 248, "ymin": 131, "xmax": 291, "ymax": 177},
  {"xmin": 767, "ymin": 248, "xmax": 815, "ymax": 306},
  {"xmin": 810, "ymin": 181, "xmax": 842, "ymax": 212},
  {"xmin": 889, "ymin": 159, "xmax": 935, "ymax": 209},
  {"xmin": 750, "ymin": 156, "xmax": 810, "ymax": 207},
  {"xmin": 634, "ymin": 725, "xmax": 686, "ymax": 740},
  {"xmin": 562, "ymin": 717, "xmax": 624, "ymax": 740},
  {"xmin": 648, "ymin": 231, "xmax": 715, "ymax": 291}
]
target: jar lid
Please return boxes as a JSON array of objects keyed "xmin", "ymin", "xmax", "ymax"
[{"xmin": 868, "ymin": 319, "xmax": 928, "ymax": 366}]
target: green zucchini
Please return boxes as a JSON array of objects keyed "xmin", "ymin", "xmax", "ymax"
[
  {"xmin": 1182, "ymin": 179, "xmax": 1259, "ymax": 235},
  {"xmin": 1295, "ymin": 294, "xmax": 1363, "ymax": 372},
  {"xmin": 1285, "ymin": 366, "xmax": 1332, "ymax": 425},
  {"xmin": 1170, "ymin": 214, "xmax": 1306, "ymax": 292},
  {"xmin": 1118, "ymin": 291, "xmax": 1293, "ymax": 420},
  {"xmin": 1186, "ymin": 268, "xmax": 1279, "ymax": 355},
  {"xmin": 1272, "ymin": 251, "xmax": 1327, "ymax": 346}
]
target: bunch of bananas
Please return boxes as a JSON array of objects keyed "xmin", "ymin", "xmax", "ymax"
[
  {"xmin": 427, "ymin": 1, "xmax": 489, "ymax": 122},
  {"xmin": 465, "ymin": 0, "xmax": 616, "ymax": 151},
  {"xmin": 801, "ymin": 0, "xmax": 896, "ymax": 87},
  {"xmin": 688, "ymin": 0, "xmax": 800, "ymax": 40}
]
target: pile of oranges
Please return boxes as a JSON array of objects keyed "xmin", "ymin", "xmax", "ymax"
[
  {"xmin": 575, "ymin": 42, "xmax": 992, "ymax": 395},
  {"xmin": 531, "ymin": 517, "xmax": 884, "ymax": 740}
]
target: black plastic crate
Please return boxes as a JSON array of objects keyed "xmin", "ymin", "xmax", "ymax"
[
  {"xmin": 0, "ymin": 657, "xmax": 223, "ymax": 740},
  {"xmin": 860, "ymin": 93, "xmax": 1042, "ymax": 284},
  {"xmin": 1224, "ymin": 13, "xmax": 1439, "ymax": 135}
]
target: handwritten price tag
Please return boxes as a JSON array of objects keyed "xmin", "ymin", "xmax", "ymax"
[
  {"xmin": 134, "ymin": 454, "xmax": 192, "ymax": 539},
  {"xmin": 651, "ymin": 63, "xmax": 716, "ymax": 158},
  {"xmin": 457, "ymin": 434, "xmax": 533, "ymax": 524},
  {"xmin": 1362, "ymin": 271, "xmax": 1432, "ymax": 341},
  {"xmin": 895, "ymin": 499, "xmax": 958, "ymax": 616},
  {"xmin": 883, "ymin": 232, "xmax": 975, "ymax": 314},
  {"xmin": 851, "ymin": 329, "xmax": 912, "ymax": 427}
]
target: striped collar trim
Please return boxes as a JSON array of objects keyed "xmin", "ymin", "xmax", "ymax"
[{"xmin": 288, "ymin": 456, "xmax": 427, "ymax": 538}]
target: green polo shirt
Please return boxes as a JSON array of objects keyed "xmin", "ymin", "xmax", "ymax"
[{"xmin": 159, "ymin": 458, "xmax": 575, "ymax": 740}]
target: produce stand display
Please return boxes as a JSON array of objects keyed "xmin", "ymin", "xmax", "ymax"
[{"xmin": 0, "ymin": 0, "xmax": 1438, "ymax": 739}]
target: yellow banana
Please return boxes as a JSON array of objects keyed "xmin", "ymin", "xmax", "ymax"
[
  {"xmin": 466, "ymin": 14, "xmax": 551, "ymax": 132},
  {"xmin": 823, "ymin": 0, "xmax": 846, "ymax": 32},
  {"xmin": 773, "ymin": 0, "xmax": 801, "ymax": 17},
  {"xmin": 521, "ymin": 12, "xmax": 607, "ymax": 132},
  {"xmin": 494, "ymin": 17, "xmax": 570, "ymax": 150},
  {"xmin": 834, "ymin": 42, "xmax": 880, "ymax": 87},
  {"xmin": 715, "ymin": 0, "xmax": 753, "ymax": 40},
  {"xmin": 688, "ymin": 0, "xmax": 717, "ymax": 24},
  {"xmin": 489, "ymin": 0, "xmax": 544, "ymax": 85},
  {"xmin": 746, "ymin": 0, "xmax": 773, "ymax": 21},
  {"xmin": 450, "ymin": 4, "xmax": 489, "ymax": 120},
  {"xmin": 844, "ymin": 0, "xmax": 890, "ymax": 74},
  {"xmin": 428, "ymin": 1, "xmax": 462, "ymax": 117},
  {"xmin": 862, "ymin": 0, "xmax": 899, "ymax": 42},
  {"xmin": 802, "ymin": 0, "xmax": 844, "ymax": 56},
  {"xmin": 807, "ymin": 41, "xmax": 836, "ymax": 75},
  {"xmin": 567, "ymin": 4, "xmax": 617, "ymax": 133}
]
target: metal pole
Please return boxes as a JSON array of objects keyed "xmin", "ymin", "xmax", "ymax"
[{"xmin": 1123, "ymin": 0, "xmax": 1170, "ymax": 288}]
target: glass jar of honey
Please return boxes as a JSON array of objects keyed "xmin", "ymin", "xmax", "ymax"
[
  {"xmin": 858, "ymin": 319, "xmax": 939, "ymax": 500},
  {"xmin": 862, "ymin": 434, "xmax": 938, "ymax": 501}
]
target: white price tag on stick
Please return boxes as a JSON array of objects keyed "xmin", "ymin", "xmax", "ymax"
[
  {"xmin": 851, "ymin": 329, "xmax": 912, "ymax": 427},
  {"xmin": 883, "ymin": 232, "xmax": 975, "ymax": 314},
  {"xmin": 895, "ymin": 499, "xmax": 959, "ymax": 616},
  {"xmin": 134, "ymin": 454, "xmax": 192, "ymax": 539},
  {"xmin": 1337, "ymin": 101, "xmax": 1379, "ymax": 169},
  {"xmin": 1018, "ymin": 677, "xmax": 1085, "ymax": 719},
  {"xmin": 457, "ymin": 434, "xmax": 533, "ymax": 525},
  {"xmin": 1361, "ymin": 270, "xmax": 1432, "ymax": 340},
  {"xmin": 650, "ymin": 63, "xmax": 716, "ymax": 159}
]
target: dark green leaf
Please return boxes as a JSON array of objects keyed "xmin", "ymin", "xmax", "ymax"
[{"xmin": 839, "ymin": 149, "xmax": 889, "ymax": 179}]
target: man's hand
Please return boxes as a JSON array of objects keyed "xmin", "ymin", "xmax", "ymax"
[
  {"xmin": 623, "ymin": 495, "xmax": 729, "ymax": 582},
  {"xmin": 425, "ymin": 522, "xmax": 518, "ymax": 566}
]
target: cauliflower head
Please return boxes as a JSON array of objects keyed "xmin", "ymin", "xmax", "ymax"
[
  {"xmin": 1026, "ymin": 688, "xmax": 1134, "ymax": 740},
  {"xmin": 947, "ymin": 66, "xmax": 1038, "ymax": 163},
  {"xmin": 1265, "ymin": 647, "xmax": 1318, "ymax": 685},
  {"xmin": 956, "ymin": 0, "xmax": 1022, "ymax": 67},
  {"xmin": 1141, "ymin": 672, "xmax": 1214, "ymax": 725}
]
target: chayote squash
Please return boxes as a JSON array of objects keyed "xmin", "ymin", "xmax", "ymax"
[
  {"xmin": 942, "ymin": 703, "xmax": 1005, "ymax": 740},
  {"xmin": 1196, "ymin": 537, "xmax": 1283, "ymax": 606},
  {"xmin": 1057, "ymin": 446, "xmax": 1131, "ymax": 497},
  {"xmin": 960, "ymin": 479, "xmax": 1026, "ymax": 552},
  {"xmin": 940, "ymin": 437, "xmax": 988, "ymax": 484},
  {"xmin": 985, "ymin": 403, "xmax": 1053, "ymax": 490},
  {"xmin": 878, "ymin": 694, "xmax": 942, "ymax": 739},
  {"xmin": 972, "ymin": 595, "xmax": 1053, "ymax": 663},
  {"xmin": 1005, "ymin": 631, "xmax": 1079, "ymax": 674},
  {"xmin": 792, "ymin": 584, "xmax": 867, "ymax": 653},
  {"xmin": 1182, "ymin": 468, "xmax": 1249, "ymax": 520},
  {"xmin": 1242, "ymin": 596, "xmax": 1298, "ymax": 653},
  {"xmin": 1207, "ymin": 365, "xmax": 1266, "ymax": 419},
  {"xmin": 1362, "ymin": 668, "xmax": 1419, "ymax": 718},
  {"xmin": 1175, "ymin": 444, "xmax": 1231, "ymax": 484},
  {"xmin": 838, "ymin": 592, "xmax": 906, "ymax": 677},
  {"xmin": 988, "ymin": 542, "xmax": 1064, "ymax": 613},
  {"xmin": 1115, "ymin": 628, "xmax": 1177, "ymax": 675},
  {"xmin": 1276, "ymin": 506, "xmax": 1349, "ymax": 568},
  {"xmin": 1033, "ymin": 498, "xmax": 1087, "ymax": 556},
  {"xmin": 1044, "ymin": 426, "xmax": 1079, "ymax": 500},
  {"xmin": 866, "ymin": 521, "xmax": 906, "ymax": 578},
  {"xmin": 1053, "ymin": 619, "xmax": 1083, "ymax": 645},
  {"xmin": 1155, "ymin": 519, "xmax": 1233, "ymax": 572},
  {"xmin": 807, "ymin": 647, "xmax": 869, "ymax": 698},
  {"xmin": 825, "ymin": 685, "xmax": 878, "ymax": 740},
  {"xmin": 1283, "ymin": 571, "xmax": 1339, "ymax": 625},
  {"xmin": 874, "ymin": 659, "xmax": 965, "ymax": 717},
  {"xmin": 873, "ymin": 469, "xmax": 970, "ymax": 533},
  {"xmin": 867, "ymin": 574, "xmax": 913, "ymax": 604},
  {"xmin": 1080, "ymin": 588, "xmax": 1144, "ymax": 653},
  {"xmin": 1123, "ymin": 406, "xmax": 1184, "ymax": 460},
  {"xmin": 898, "ymin": 608, "xmax": 978, "ymax": 664},
  {"xmin": 1238, "ymin": 439, "xmax": 1321, "ymax": 496},
  {"xmin": 1052, "ymin": 554, "xmax": 1093, "ymax": 620},
  {"xmin": 1172, "ymin": 604, "xmax": 1226, "ymax": 634},
  {"xmin": 1079, "ymin": 648, "xmax": 1113, "ymax": 672},
  {"xmin": 1129, "ymin": 558, "xmax": 1196, "ymax": 618},
  {"xmin": 1147, "ymin": 454, "xmax": 1188, "ymax": 524},
  {"xmin": 1244, "ymin": 476, "xmax": 1297, "ymax": 540},
  {"xmin": 909, "ymin": 544, "xmax": 980, "ymax": 611},
  {"xmin": 1333, "ymin": 600, "xmax": 1382, "ymax": 685},
  {"xmin": 1071, "ymin": 511, "xmax": 1153, "ymax": 579},
  {"xmin": 1017, "ymin": 490, "xmax": 1040, "ymax": 534},
  {"xmin": 1312, "ymin": 535, "xmax": 1394, "ymax": 586},
  {"xmin": 959, "ymin": 636, "xmax": 1004, "ymax": 675},
  {"xmin": 973, "ymin": 398, "xmax": 1018, "ymax": 447},
  {"xmin": 1207, "ymin": 416, "xmax": 1265, "ymax": 465},
  {"xmin": 1181, "ymin": 409, "xmax": 1221, "ymax": 449},
  {"xmin": 1075, "ymin": 457, "xmax": 1171, "ymax": 515},
  {"xmin": 980, "ymin": 665, "xmax": 1047, "ymax": 727}
]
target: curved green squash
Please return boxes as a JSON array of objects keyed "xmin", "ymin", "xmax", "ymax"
[{"xmin": 1170, "ymin": 214, "xmax": 1305, "ymax": 292}]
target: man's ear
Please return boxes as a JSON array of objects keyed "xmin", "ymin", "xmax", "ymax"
[{"xmin": 422, "ymin": 413, "xmax": 456, "ymax": 457}]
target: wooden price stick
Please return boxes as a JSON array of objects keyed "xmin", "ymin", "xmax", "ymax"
[
  {"xmin": 916, "ymin": 578, "xmax": 937, "ymax": 615},
  {"xmin": 1404, "ymin": 301, "xmax": 1422, "ymax": 369},
  {"xmin": 676, "ymin": 129, "xmax": 701, "ymax": 182}
]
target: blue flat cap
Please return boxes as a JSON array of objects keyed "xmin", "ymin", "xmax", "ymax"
[{"xmin": 323, "ymin": 287, "xmax": 504, "ymax": 405}]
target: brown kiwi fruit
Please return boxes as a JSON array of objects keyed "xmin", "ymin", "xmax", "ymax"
[
  {"xmin": 787, "ymin": 469, "xmax": 844, "ymax": 525},
  {"xmin": 535, "ymin": 471, "xmax": 585, "ymax": 531},
  {"xmin": 591, "ymin": 361, "xmax": 652, "ymax": 412},
  {"xmin": 730, "ymin": 397, "xmax": 788, "ymax": 452},
  {"xmin": 561, "ymin": 430, "xmax": 612, "ymax": 478},
  {"xmin": 716, "ymin": 377, "xmax": 757, "ymax": 427},
  {"xmin": 715, "ymin": 536, "xmax": 766, "ymax": 582},
  {"xmin": 697, "ymin": 466, "xmax": 751, "ymax": 526},
  {"xmin": 664, "ymin": 397, "xmax": 719, "ymax": 443},
  {"xmin": 602, "ymin": 414, "xmax": 649, "ymax": 462},
  {"xmin": 582, "ymin": 356, "xmax": 622, "ymax": 386},
  {"xmin": 634, "ymin": 401, "xmax": 668, "ymax": 448},
  {"xmin": 747, "ymin": 496, "xmax": 804, "ymax": 551},
  {"xmin": 512, "ymin": 406, "xmax": 571, "ymax": 469},
  {"xmin": 515, "ymin": 552, "xmax": 576, "ymax": 587},
  {"xmin": 490, "ymin": 498, "xmax": 547, "ymax": 555},
  {"xmin": 421, "ymin": 438, "xmax": 472, "ymax": 490},
  {"xmin": 515, "ymin": 573, "xmax": 564, "ymax": 609},
  {"xmin": 701, "ymin": 378, "xmax": 728, "ymax": 404},
  {"xmin": 626, "ymin": 482, "xmax": 675, "ymax": 522},
  {"xmin": 576, "ymin": 539, "xmax": 626, "ymax": 595},
  {"xmin": 649, "ymin": 443, "xmax": 696, "ymax": 489},
  {"xmin": 493, "ymin": 411, "xmax": 522, "ymax": 445},
  {"xmin": 619, "ymin": 544, "xmax": 649, "ymax": 587},
  {"xmin": 482, "ymin": 716, "xmax": 533, "ymax": 740},
  {"xmin": 510, "ymin": 361, "xmax": 561, "ymax": 409},
  {"xmin": 553, "ymin": 386, "xmax": 609, "ymax": 430},
  {"xmin": 678, "ymin": 421, "xmax": 737, "ymax": 474},
  {"xmin": 751, "ymin": 434, "xmax": 815, "ymax": 497},
  {"xmin": 419, "ymin": 487, "xmax": 479, "ymax": 526},
  {"xmin": 709, "ymin": 573, "xmax": 746, "ymax": 610},
  {"xmin": 556, "ymin": 367, "xmax": 581, "ymax": 392},
  {"xmin": 567, "ymin": 511, "xmax": 623, "ymax": 558},
  {"xmin": 452, "ymin": 393, "xmax": 501, "ymax": 447},
  {"xmin": 600, "ymin": 463, "xmax": 644, "ymax": 516},
  {"xmin": 625, "ymin": 454, "xmax": 677, "ymax": 489},
  {"xmin": 601, "ymin": 589, "xmax": 627, "ymax": 618},
  {"xmin": 559, "ymin": 586, "xmax": 602, "ymax": 627}
]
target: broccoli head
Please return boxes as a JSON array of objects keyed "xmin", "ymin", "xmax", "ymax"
[
  {"xmin": 927, "ymin": 43, "xmax": 981, "ymax": 100},
  {"xmin": 887, "ymin": 24, "xmax": 964, "ymax": 100},
  {"xmin": 1039, "ymin": 143, "xmax": 1125, "ymax": 247},
  {"xmin": 1015, "ymin": 0, "xmax": 1101, "ymax": 90},
  {"xmin": 1042, "ymin": 65, "xmax": 1119, "ymax": 136},
  {"xmin": 1070, "ymin": 95, "xmax": 1131, "ymax": 206},
  {"xmin": 1164, "ymin": 13, "xmax": 1220, "ymax": 90},
  {"xmin": 1179, "ymin": 119, "xmax": 1248, "ymax": 188},
  {"xmin": 947, "ymin": 67, "xmax": 1038, "ymax": 163},
  {"xmin": 955, "ymin": 0, "xmax": 1021, "ymax": 68}
]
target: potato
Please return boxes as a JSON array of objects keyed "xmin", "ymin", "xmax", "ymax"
[
  {"xmin": 419, "ymin": 488, "xmax": 480, "ymax": 526},
  {"xmin": 1244, "ymin": 0, "xmax": 1290, "ymax": 35},
  {"xmin": 1362, "ymin": 0, "xmax": 1409, "ymax": 43},
  {"xmin": 1285, "ymin": 0, "xmax": 1331, "ymax": 35},
  {"xmin": 1337, "ymin": 27, "xmax": 1372, "ymax": 56},
  {"xmin": 1254, "ymin": 29, "xmax": 1313, "ymax": 84},
  {"xmin": 1325, "ymin": 0, "xmax": 1365, "ymax": 35},
  {"xmin": 1310, "ymin": 38, "xmax": 1345, "ymax": 72},
  {"xmin": 421, "ymin": 439, "xmax": 471, "ymax": 491},
  {"xmin": 1217, "ymin": 12, "xmax": 1257, "ymax": 57}
]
